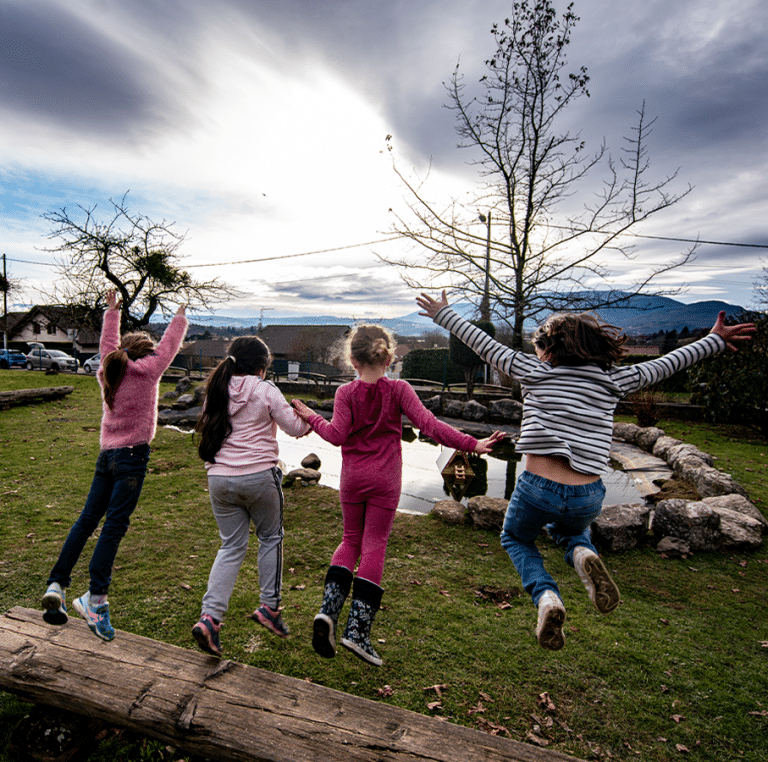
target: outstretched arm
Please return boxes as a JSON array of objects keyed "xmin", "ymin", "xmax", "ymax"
[
  {"xmin": 416, "ymin": 290, "xmax": 449, "ymax": 320},
  {"xmin": 474, "ymin": 430, "xmax": 505, "ymax": 454},
  {"xmin": 710, "ymin": 311, "xmax": 756, "ymax": 351}
]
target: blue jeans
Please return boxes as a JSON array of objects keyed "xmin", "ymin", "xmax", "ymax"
[
  {"xmin": 500, "ymin": 471, "xmax": 605, "ymax": 606},
  {"xmin": 48, "ymin": 444, "xmax": 150, "ymax": 595}
]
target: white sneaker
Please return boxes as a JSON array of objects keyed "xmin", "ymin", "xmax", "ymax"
[
  {"xmin": 535, "ymin": 590, "xmax": 566, "ymax": 651},
  {"xmin": 573, "ymin": 546, "xmax": 620, "ymax": 614}
]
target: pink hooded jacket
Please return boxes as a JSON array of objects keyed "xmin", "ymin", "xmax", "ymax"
[{"xmin": 205, "ymin": 376, "xmax": 310, "ymax": 476}]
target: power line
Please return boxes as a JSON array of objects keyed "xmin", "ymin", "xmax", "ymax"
[{"xmin": 185, "ymin": 237, "xmax": 402, "ymax": 268}]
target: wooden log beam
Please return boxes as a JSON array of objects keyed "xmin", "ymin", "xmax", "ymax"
[
  {"xmin": 0, "ymin": 386, "xmax": 74, "ymax": 409},
  {"xmin": 0, "ymin": 607, "xmax": 583, "ymax": 762}
]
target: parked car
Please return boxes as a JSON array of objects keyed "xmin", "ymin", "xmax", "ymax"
[
  {"xmin": 0, "ymin": 348, "xmax": 28, "ymax": 369},
  {"xmin": 25, "ymin": 347, "xmax": 80, "ymax": 373},
  {"xmin": 83, "ymin": 353, "xmax": 101, "ymax": 373}
]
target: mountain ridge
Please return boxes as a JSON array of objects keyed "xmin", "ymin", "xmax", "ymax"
[{"xmin": 184, "ymin": 293, "xmax": 749, "ymax": 337}]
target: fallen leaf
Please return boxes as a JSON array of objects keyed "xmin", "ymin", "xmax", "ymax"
[
  {"xmin": 179, "ymin": 583, "xmax": 192, "ymax": 591},
  {"xmin": 537, "ymin": 692, "xmax": 556, "ymax": 712},
  {"xmin": 479, "ymin": 691, "xmax": 493, "ymax": 702},
  {"xmin": 290, "ymin": 584, "xmax": 306, "ymax": 590},
  {"xmin": 377, "ymin": 685, "xmax": 394, "ymax": 697},
  {"xmin": 676, "ymin": 744, "xmax": 690, "ymax": 753},
  {"xmin": 439, "ymin": 589, "xmax": 451, "ymax": 596},
  {"xmin": 410, "ymin": 579, "xmax": 421, "ymax": 586},
  {"xmin": 661, "ymin": 685, "xmax": 669, "ymax": 693},
  {"xmin": 671, "ymin": 714, "xmax": 686, "ymax": 723},
  {"xmin": 748, "ymin": 710, "xmax": 768, "ymax": 717},
  {"xmin": 424, "ymin": 683, "xmax": 449, "ymax": 697},
  {"xmin": 524, "ymin": 731, "xmax": 550, "ymax": 747},
  {"xmin": 426, "ymin": 701, "xmax": 442, "ymax": 711},
  {"xmin": 660, "ymin": 618, "xmax": 670, "ymax": 625},
  {"xmin": 477, "ymin": 718, "xmax": 509, "ymax": 736}
]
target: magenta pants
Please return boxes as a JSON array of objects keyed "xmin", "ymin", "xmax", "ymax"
[{"xmin": 331, "ymin": 492, "xmax": 398, "ymax": 585}]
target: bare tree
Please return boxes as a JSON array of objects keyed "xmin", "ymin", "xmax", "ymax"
[
  {"xmin": 755, "ymin": 260, "xmax": 768, "ymax": 309},
  {"xmin": 383, "ymin": 0, "xmax": 695, "ymax": 348},
  {"xmin": 42, "ymin": 194, "xmax": 241, "ymax": 331}
]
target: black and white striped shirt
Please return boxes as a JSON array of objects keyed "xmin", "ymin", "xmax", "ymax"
[{"xmin": 434, "ymin": 307, "xmax": 725, "ymax": 475}]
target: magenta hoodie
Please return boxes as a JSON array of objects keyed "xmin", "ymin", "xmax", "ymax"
[{"xmin": 306, "ymin": 377, "xmax": 478, "ymax": 500}]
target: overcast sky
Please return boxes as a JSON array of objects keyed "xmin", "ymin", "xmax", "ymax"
[{"xmin": 1, "ymin": 0, "xmax": 766, "ymax": 322}]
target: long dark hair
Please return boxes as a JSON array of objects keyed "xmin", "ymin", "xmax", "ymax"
[
  {"xmin": 102, "ymin": 332, "xmax": 156, "ymax": 410},
  {"xmin": 195, "ymin": 336, "xmax": 272, "ymax": 463}
]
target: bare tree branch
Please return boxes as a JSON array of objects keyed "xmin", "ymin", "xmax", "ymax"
[
  {"xmin": 382, "ymin": 0, "xmax": 694, "ymax": 348},
  {"xmin": 41, "ymin": 193, "xmax": 242, "ymax": 331}
]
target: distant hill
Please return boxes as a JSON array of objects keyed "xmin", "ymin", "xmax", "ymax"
[{"xmin": 183, "ymin": 293, "xmax": 748, "ymax": 337}]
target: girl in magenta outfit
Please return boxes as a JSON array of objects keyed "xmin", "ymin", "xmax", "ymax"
[
  {"xmin": 292, "ymin": 324, "xmax": 502, "ymax": 666},
  {"xmin": 42, "ymin": 290, "xmax": 188, "ymax": 641}
]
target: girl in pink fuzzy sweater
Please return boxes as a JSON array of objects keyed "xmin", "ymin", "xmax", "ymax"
[
  {"xmin": 292, "ymin": 324, "xmax": 503, "ymax": 666},
  {"xmin": 42, "ymin": 290, "xmax": 188, "ymax": 641}
]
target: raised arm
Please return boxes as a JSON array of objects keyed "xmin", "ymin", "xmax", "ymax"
[{"xmin": 710, "ymin": 311, "xmax": 756, "ymax": 351}]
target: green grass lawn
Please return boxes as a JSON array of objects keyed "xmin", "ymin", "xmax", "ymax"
[{"xmin": 1, "ymin": 370, "xmax": 767, "ymax": 762}]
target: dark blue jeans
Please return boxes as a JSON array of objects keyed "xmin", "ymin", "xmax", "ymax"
[
  {"xmin": 500, "ymin": 471, "xmax": 605, "ymax": 607},
  {"xmin": 48, "ymin": 444, "xmax": 150, "ymax": 595}
]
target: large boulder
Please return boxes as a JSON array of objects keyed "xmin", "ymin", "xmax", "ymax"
[
  {"xmin": 442, "ymin": 399, "xmax": 466, "ymax": 419},
  {"xmin": 636, "ymin": 426, "xmax": 665, "ymax": 452},
  {"xmin": 432, "ymin": 499, "xmax": 467, "ymax": 525},
  {"xmin": 652, "ymin": 499, "xmax": 722, "ymax": 552},
  {"xmin": 283, "ymin": 468, "xmax": 321, "ymax": 487},
  {"xmin": 689, "ymin": 465, "xmax": 749, "ymax": 498},
  {"xmin": 652, "ymin": 435, "xmax": 684, "ymax": 461},
  {"xmin": 701, "ymin": 494, "xmax": 767, "ymax": 529},
  {"xmin": 489, "ymin": 398, "xmax": 523, "ymax": 423},
  {"xmin": 463, "ymin": 400, "xmax": 489, "ymax": 422},
  {"xmin": 591, "ymin": 503, "xmax": 652, "ymax": 551},
  {"xmin": 423, "ymin": 395, "xmax": 442, "ymax": 414},
  {"xmin": 466, "ymin": 496, "xmax": 508, "ymax": 531}
]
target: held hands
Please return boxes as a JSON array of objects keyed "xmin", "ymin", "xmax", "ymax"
[
  {"xmin": 416, "ymin": 290, "xmax": 450, "ymax": 320},
  {"xmin": 291, "ymin": 399, "xmax": 314, "ymax": 422},
  {"xmin": 711, "ymin": 311, "xmax": 756, "ymax": 351},
  {"xmin": 474, "ymin": 430, "xmax": 505, "ymax": 455}
]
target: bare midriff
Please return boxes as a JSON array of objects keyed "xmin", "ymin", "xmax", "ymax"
[{"xmin": 524, "ymin": 453, "xmax": 601, "ymax": 486}]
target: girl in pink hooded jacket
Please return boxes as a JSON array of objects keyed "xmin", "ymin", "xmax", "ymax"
[{"xmin": 192, "ymin": 336, "xmax": 310, "ymax": 656}]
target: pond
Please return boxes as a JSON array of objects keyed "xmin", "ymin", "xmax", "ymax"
[{"xmin": 275, "ymin": 428, "xmax": 645, "ymax": 515}]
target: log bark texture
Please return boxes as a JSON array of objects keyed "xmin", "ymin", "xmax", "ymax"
[
  {"xmin": 0, "ymin": 386, "xmax": 74, "ymax": 409},
  {"xmin": 0, "ymin": 607, "xmax": 583, "ymax": 762}
]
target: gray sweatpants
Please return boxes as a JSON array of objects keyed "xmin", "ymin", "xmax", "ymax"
[{"xmin": 202, "ymin": 468, "xmax": 284, "ymax": 620}]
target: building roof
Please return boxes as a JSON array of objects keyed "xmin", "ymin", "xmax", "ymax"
[{"xmin": 256, "ymin": 324, "xmax": 351, "ymax": 356}]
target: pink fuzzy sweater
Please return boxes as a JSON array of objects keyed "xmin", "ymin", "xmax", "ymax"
[{"xmin": 97, "ymin": 308, "xmax": 189, "ymax": 449}]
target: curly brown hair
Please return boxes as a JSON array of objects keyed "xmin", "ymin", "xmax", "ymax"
[{"xmin": 532, "ymin": 313, "xmax": 627, "ymax": 371}]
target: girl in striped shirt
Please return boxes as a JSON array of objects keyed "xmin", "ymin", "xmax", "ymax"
[{"xmin": 417, "ymin": 291, "xmax": 754, "ymax": 650}]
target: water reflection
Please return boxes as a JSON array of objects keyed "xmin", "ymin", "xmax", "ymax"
[{"xmin": 275, "ymin": 427, "xmax": 642, "ymax": 515}]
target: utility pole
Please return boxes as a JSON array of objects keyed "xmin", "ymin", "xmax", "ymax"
[
  {"xmin": 478, "ymin": 213, "xmax": 491, "ymax": 322},
  {"xmin": 2, "ymin": 253, "xmax": 7, "ymax": 351}
]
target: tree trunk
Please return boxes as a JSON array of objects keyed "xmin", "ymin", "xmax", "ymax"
[{"xmin": 0, "ymin": 607, "xmax": 583, "ymax": 762}]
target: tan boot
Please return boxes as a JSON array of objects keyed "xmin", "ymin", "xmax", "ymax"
[
  {"xmin": 573, "ymin": 546, "xmax": 621, "ymax": 614},
  {"xmin": 535, "ymin": 590, "xmax": 566, "ymax": 651}
]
